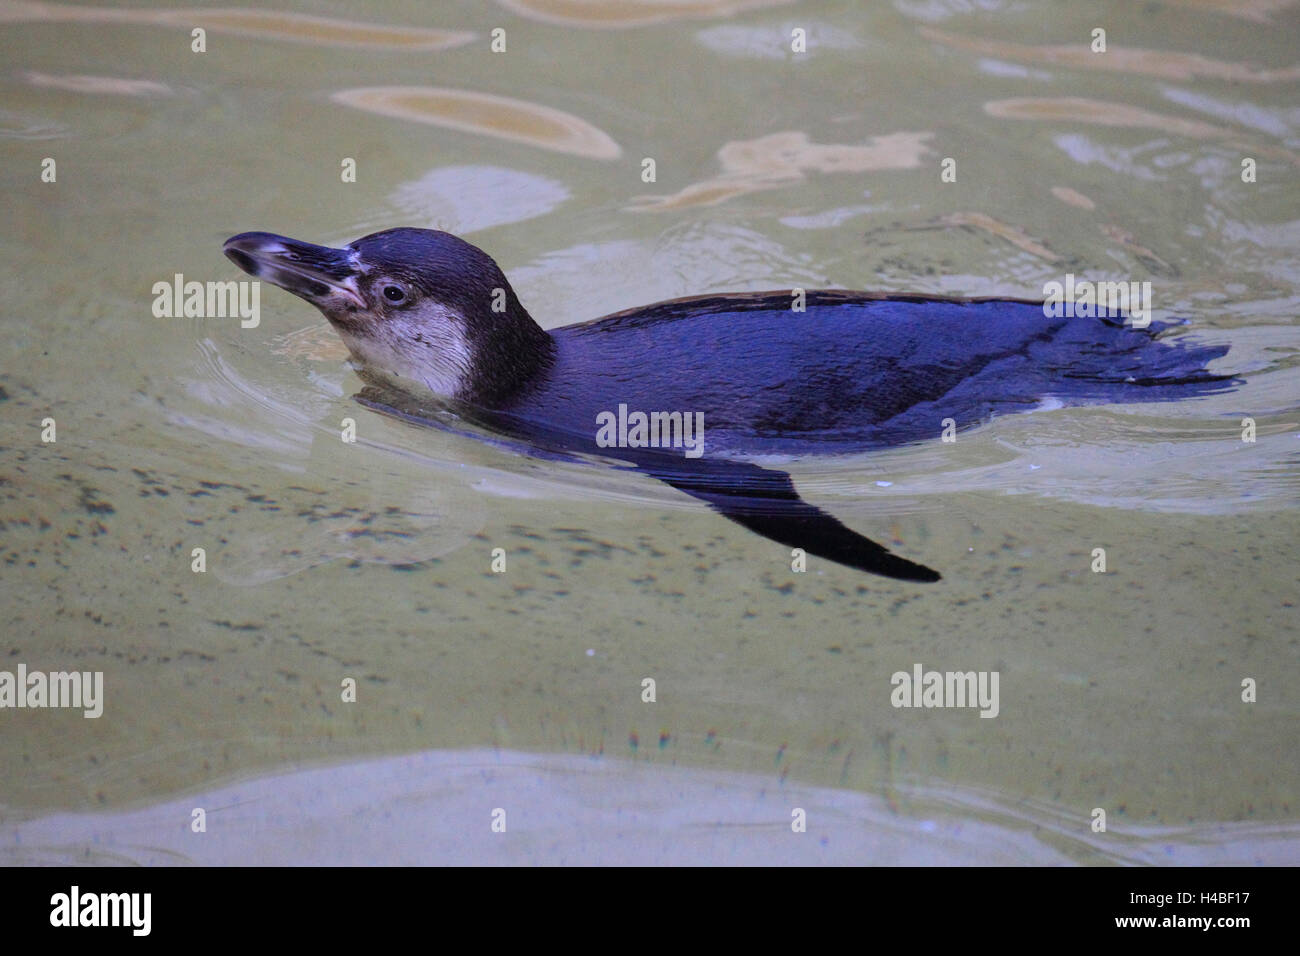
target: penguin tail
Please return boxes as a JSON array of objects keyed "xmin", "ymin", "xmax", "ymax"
[{"xmin": 1040, "ymin": 317, "xmax": 1237, "ymax": 402}]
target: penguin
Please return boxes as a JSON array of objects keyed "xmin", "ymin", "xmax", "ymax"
[{"xmin": 223, "ymin": 227, "xmax": 1234, "ymax": 581}]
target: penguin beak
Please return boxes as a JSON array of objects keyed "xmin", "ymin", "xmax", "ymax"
[{"xmin": 223, "ymin": 232, "xmax": 366, "ymax": 309}]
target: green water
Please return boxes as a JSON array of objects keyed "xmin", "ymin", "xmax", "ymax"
[{"xmin": 0, "ymin": 0, "xmax": 1297, "ymax": 863}]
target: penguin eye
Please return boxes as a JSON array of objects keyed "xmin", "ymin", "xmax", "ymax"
[{"xmin": 381, "ymin": 283, "xmax": 409, "ymax": 306}]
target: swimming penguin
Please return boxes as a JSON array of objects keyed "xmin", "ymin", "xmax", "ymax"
[{"xmin": 223, "ymin": 228, "xmax": 1233, "ymax": 581}]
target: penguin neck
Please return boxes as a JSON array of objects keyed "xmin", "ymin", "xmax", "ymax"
[{"xmin": 461, "ymin": 300, "xmax": 557, "ymax": 409}]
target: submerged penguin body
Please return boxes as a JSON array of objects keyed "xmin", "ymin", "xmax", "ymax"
[{"xmin": 223, "ymin": 227, "xmax": 1233, "ymax": 581}]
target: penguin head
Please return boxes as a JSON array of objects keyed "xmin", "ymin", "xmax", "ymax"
[{"xmin": 223, "ymin": 227, "xmax": 553, "ymax": 404}]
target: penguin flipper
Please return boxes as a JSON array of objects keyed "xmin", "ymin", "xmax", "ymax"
[
  {"xmin": 640, "ymin": 457, "xmax": 942, "ymax": 582},
  {"xmin": 355, "ymin": 387, "xmax": 940, "ymax": 581}
]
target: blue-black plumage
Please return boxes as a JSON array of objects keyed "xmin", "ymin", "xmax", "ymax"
[{"xmin": 224, "ymin": 227, "xmax": 1235, "ymax": 582}]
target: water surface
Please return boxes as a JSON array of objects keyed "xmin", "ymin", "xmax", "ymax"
[{"xmin": 1, "ymin": 0, "xmax": 1297, "ymax": 863}]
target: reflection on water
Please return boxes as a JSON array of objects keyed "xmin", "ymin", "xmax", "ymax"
[
  {"xmin": 331, "ymin": 86, "xmax": 622, "ymax": 160},
  {"xmin": 511, "ymin": 221, "xmax": 833, "ymax": 318},
  {"xmin": 496, "ymin": 0, "xmax": 794, "ymax": 29},
  {"xmin": 0, "ymin": 107, "xmax": 67, "ymax": 139},
  {"xmin": 1163, "ymin": 0, "xmax": 1296, "ymax": 20},
  {"xmin": 695, "ymin": 20, "xmax": 862, "ymax": 59},
  {"xmin": 269, "ymin": 323, "xmax": 348, "ymax": 363},
  {"xmin": 985, "ymin": 97, "xmax": 1229, "ymax": 139},
  {"xmin": 1097, "ymin": 224, "xmax": 1176, "ymax": 277},
  {"xmin": 19, "ymin": 70, "xmax": 175, "ymax": 97},
  {"xmin": 919, "ymin": 26, "xmax": 1300, "ymax": 83},
  {"xmin": 629, "ymin": 130, "xmax": 933, "ymax": 210},
  {"xmin": 384, "ymin": 166, "xmax": 571, "ymax": 236},
  {"xmin": 0, "ymin": 0, "xmax": 476, "ymax": 49},
  {"xmin": 985, "ymin": 98, "xmax": 1300, "ymax": 173},
  {"xmin": 933, "ymin": 212, "xmax": 1060, "ymax": 262},
  {"xmin": 4, "ymin": 749, "xmax": 1296, "ymax": 865}
]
